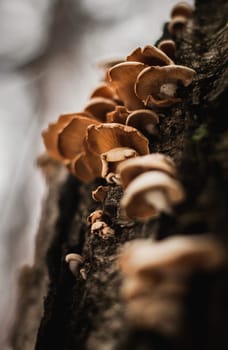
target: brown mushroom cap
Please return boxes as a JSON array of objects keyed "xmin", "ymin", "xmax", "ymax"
[
  {"xmin": 168, "ymin": 16, "xmax": 189, "ymax": 34},
  {"xmin": 108, "ymin": 62, "xmax": 145, "ymax": 110},
  {"xmin": 117, "ymin": 153, "xmax": 177, "ymax": 189},
  {"xmin": 90, "ymin": 83, "xmax": 117, "ymax": 100},
  {"xmin": 65, "ymin": 253, "xmax": 84, "ymax": 264},
  {"xmin": 127, "ymin": 45, "xmax": 174, "ymax": 66},
  {"xmin": 126, "ymin": 109, "xmax": 159, "ymax": 136},
  {"xmin": 135, "ymin": 65, "xmax": 196, "ymax": 108},
  {"xmin": 42, "ymin": 112, "xmax": 96, "ymax": 163},
  {"xmin": 106, "ymin": 106, "xmax": 129, "ymax": 124},
  {"xmin": 101, "ymin": 147, "xmax": 138, "ymax": 178},
  {"xmin": 69, "ymin": 147, "xmax": 102, "ymax": 183},
  {"xmin": 170, "ymin": 2, "xmax": 193, "ymax": 19},
  {"xmin": 92, "ymin": 185, "xmax": 109, "ymax": 202},
  {"xmin": 84, "ymin": 97, "xmax": 116, "ymax": 122},
  {"xmin": 119, "ymin": 235, "xmax": 226, "ymax": 277},
  {"xmin": 58, "ymin": 115, "xmax": 100, "ymax": 160},
  {"xmin": 157, "ymin": 40, "xmax": 176, "ymax": 60},
  {"xmin": 86, "ymin": 123, "xmax": 149, "ymax": 157},
  {"xmin": 121, "ymin": 170, "xmax": 185, "ymax": 219}
]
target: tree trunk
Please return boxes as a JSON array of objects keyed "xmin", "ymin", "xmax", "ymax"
[{"xmin": 11, "ymin": 0, "xmax": 228, "ymax": 349}]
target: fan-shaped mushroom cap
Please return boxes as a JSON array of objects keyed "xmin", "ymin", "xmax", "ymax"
[
  {"xmin": 57, "ymin": 115, "xmax": 100, "ymax": 160},
  {"xmin": 42, "ymin": 112, "xmax": 97, "ymax": 163},
  {"xmin": 86, "ymin": 123, "xmax": 149, "ymax": 179},
  {"xmin": 126, "ymin": 109, "xmax": 159, "ymax": 136},
  {"xmin": 106, "ymin": 106, "xmax": 129, "ymax": 124},
  {"xmin": 170, "ymin": 2, "xmax": 193, "ymax": 19},
  {"xmin": 135, "ymin": 65, "xmax": 196, "ymax": 108},
  {"xmin": 90, "ymin": 83, "xmax": 118, "ymax": 100},
  {"xmin": 121, "ymin": 170, "xmax": 185, "ymax": 219},
  {"xmin": 108, "ymin": 62, "xmax": 145, "ymax": 110},
  {"xmin": 127, "ymin": 45, "xmax": 174, "ymax": 66},
  {"xmin": 119, "ymin": 235, "xmax": 226, "ymax": 277},
  {"xmin": 117, "ymin": 153, "xmax": 177, "ymax": 189},
  {"xmin": 157, "ymin": 40, "xmax": 176, "ymax": 60},
  {"xmin": 86, "ymin": 123, "xmax": 149, "ymax": 157},
  {"xmin": 84, "ymin": 97, "xmax": 116, "ymax": 122},
  {"xmin": 69, "ymin": 148, "xmax": 102, "ymax": 183}
]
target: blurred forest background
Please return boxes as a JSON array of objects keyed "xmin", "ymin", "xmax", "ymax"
[{"xmin": 0, "ymin": 0, "xmax": 192, "ymax": 349}]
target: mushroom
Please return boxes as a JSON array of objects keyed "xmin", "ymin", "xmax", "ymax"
[
  {"xmin": 65, "ymin": 253, "xmax": 84, "ymax": 277},
  {"xmin": 119, "ymin": 236, "xmax": 226, "ymax": 277},
  {"xmin": 69, "ymin": 148, "xmax": 102, "ymax": 183},
  {"xmin": 90, "ymin": 82, "xmax": 118, "ymax": 100},
  {"xmin": 117, "ymin": 153, "xmax": 177, "ymax": 189},
  {"xmin": 126, "ymin": 109, "xmax": 159, "ymax": 136},
  {"xmin": 135, "ymin": 65, "xmax": 196, "ymax": 108},
  {"xmin": 127, "ymin": 45, "xmax": 174, "ymax": 66},
  {"xmin": 92, "ymin": 185, "xmax": 109, "ymax": 202},
  {"xmin": 168, "ymin": 2, "xmax": 193, "ymax": 34},
  {"xmin": 108, "ymin": 62, "xmax": 145, "ymax": 110},
  {"xmin": 120, "ymin": 170, "xmax": 185, "ymax": 220},
  {"xmin": 84, "ymin": 97, "xmax": 117, "ymax": 122},
  {"xmin": 85, "ymin": 123, "xmax": 149, "ymax": 181},
  {"xmin": 42, "ymin": 112, "xmax": 95, "ymax": 163},
  {"xmin": 101, "ymin": 147, "xmax": 138, "ymax": 179},
  {"xmin": 157, "ymin": 40, "xmax": 176, "ymax": 60},
  {"xmin": 106, "ymin": 106, "xmax": 129, "ymax": 124},
  {"xmin": 119, "ymin": 235, "xmax": 226, "ymax": 335}
]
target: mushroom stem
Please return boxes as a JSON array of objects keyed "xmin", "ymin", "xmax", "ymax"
[
  {"xmin": 159, "ymin": 83, "xmax": 177, "ymax": 99},
  {"xmin": 144, "ymin": 189, "xmax": 172, "ymax": 214}
]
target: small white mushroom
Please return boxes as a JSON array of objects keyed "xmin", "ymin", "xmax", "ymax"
[{"xmin": 65, "ymin": 253, "xmax": 84, "ymax": 277}]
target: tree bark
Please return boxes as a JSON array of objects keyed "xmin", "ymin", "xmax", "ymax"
[{"xmin": 11, "ymin": 0, "xmax": 228, "ymax": 349}]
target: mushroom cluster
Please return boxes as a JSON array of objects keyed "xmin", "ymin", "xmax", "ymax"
[
  {"xmin": 119, "ymin": 235, "xmax": 226, "ymax": 335},
  {"xmin": 117, "ymin": 153, "xmax": 185, "ymax": 220},
  {"xmin": 42, "ymin": 21, "xmax": 196, "ymax": 184},
  {"xmin": 43, "ymin": 115, "xmax": 149, "ymax": 183}
]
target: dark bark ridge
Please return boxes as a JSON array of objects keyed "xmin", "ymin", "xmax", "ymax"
[{"xmin": 12, "ymin": 1, "xmax": 228, "ymax": 349}]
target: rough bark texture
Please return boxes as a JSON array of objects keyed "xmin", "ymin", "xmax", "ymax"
[{"xmin": 11, "ymin": 0, "xmax": 228, "ymax": 349}]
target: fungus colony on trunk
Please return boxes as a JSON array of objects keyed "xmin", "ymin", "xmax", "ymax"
[{"xmin": 41, "ymin": 1, "xmax": 226, "ymax": 338}]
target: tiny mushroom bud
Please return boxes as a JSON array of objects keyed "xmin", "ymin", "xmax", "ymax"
[
  {"xmin": 117, "ymin": 153, "xmax": 177, "ymax": 189},
  {"xmin": 84, "ymin": 97, "xmax": 117, "ymax": 122},
  {"xmin": 121, "ymin": 170, "xmax": 185, "ymax": 220},
  {"xmin": 157, "ymin": 40, "xmax": 176, "ymax": 60},
  {"xmin": 126, "ymin": 109, "xmax": 159, "ymax": 136},
  {"xmin": 106, "ymin": 106, "xmax": 129, "ymax": 124},
  {"xmin": 65, "ymin": 253, "xmax": 84, "ymax": 277},
  {"xmin": 127, "ymin": 45, "xmax": 174, "ymax": 66},
  {"xmin": 88, "ymin": 209, "xmax": 105, "ymax": 225},
  {"xmin": 135, "ymin": 65, "xmax": 196, "ymax": 108},
  {"xmin": 108, "ymin": 62, "xmax": 145, "ymax": 110},
  {"xmin": 85, "ymin": 123, "xmax": 149, "ymax": 180},
  {"xmin": 92, "ymin": 185, "xmax": 109, "ymax": 202}
]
